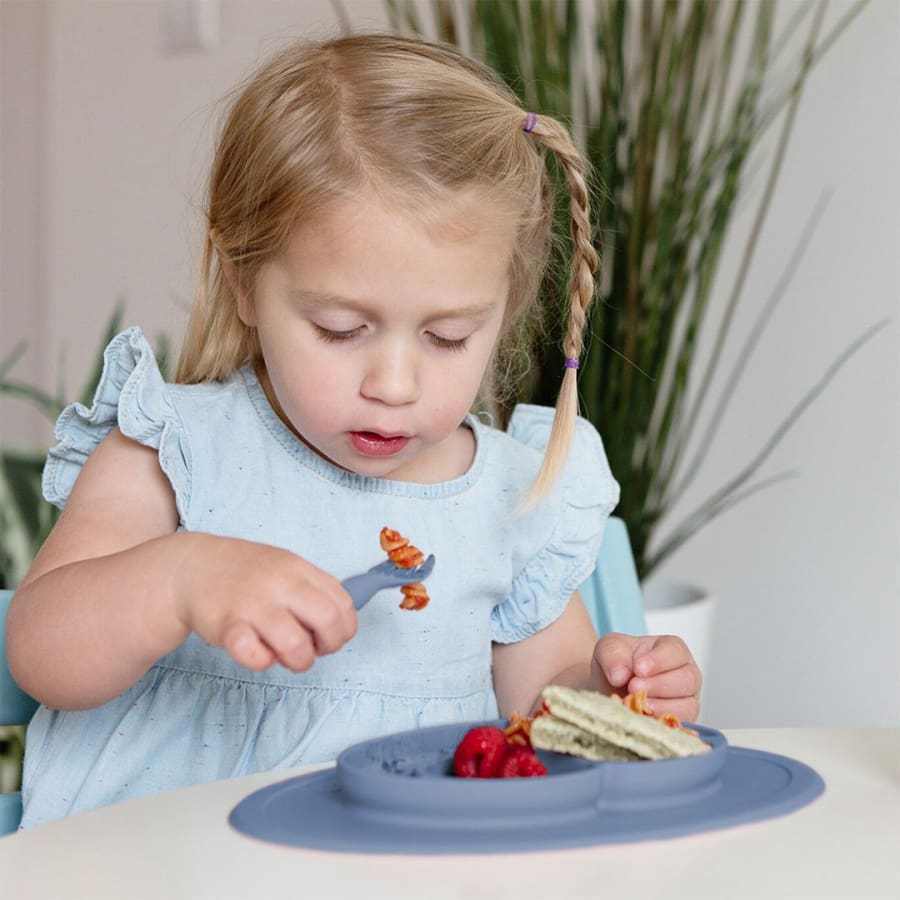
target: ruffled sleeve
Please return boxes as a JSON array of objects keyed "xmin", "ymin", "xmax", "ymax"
[
  {"xmin": 490, "ymin": 404, "xmax": 620, "ymax": 643},
  {"xmin": 42, "ymin": 327, "xmax": 191, "ymax": 522}
]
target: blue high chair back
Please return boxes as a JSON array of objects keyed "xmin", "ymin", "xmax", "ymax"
[
  {"xmin": 1, "ymin": 588, "xmax": 39, "ymax": 835},
  {"xmin": 578, "ymin": 516, "xmax": 648, "ymax": 636}
]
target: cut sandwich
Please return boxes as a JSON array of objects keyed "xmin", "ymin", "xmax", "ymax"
[{"xmin": 530, "ymin": 685, "xmax": 711, "ymax": 762}]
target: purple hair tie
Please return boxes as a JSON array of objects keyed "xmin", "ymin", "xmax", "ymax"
[
  {"xmin": 564, "ymin": 357, "xmax": 580, "ymax": 370},
  {"xmin": 523, "ymin": 111, "xmax": 538, "ymax": 133}
]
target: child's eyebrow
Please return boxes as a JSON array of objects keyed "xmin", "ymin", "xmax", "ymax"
[
  {"xmin": 427, "ymin": 300, "xmax": 501, "ymax": 323},
  {"xmin": 291, "ymin": 290, "xmax": 363, "ymax": 311},
  {"xmin": 291, "ymin": 290, "xmax": 500, "ymax": 322}
]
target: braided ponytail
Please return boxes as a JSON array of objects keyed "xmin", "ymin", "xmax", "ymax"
[{"xmin": 521, "ymin": 114, "xmax": 598, "ymax": 503}]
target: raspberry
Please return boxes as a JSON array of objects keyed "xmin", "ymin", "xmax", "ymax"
[
  {"xmin": 453, "ymin": 726, "xmax": 509, "ymax": 778},
  {"xmin": 497, "ymin": 746, "xmax": 548, "ymax": 778}
]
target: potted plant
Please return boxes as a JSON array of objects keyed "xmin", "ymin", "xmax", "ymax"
[{"xmin": 367, "ymin": 0, "xmax": 882, "ymax": 663}]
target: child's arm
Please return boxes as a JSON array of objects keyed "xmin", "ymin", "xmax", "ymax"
[
  {"xmin": 491, "ymin": 594, "xmax": 702, "ymax": 723},
  {"xmin": 6, "ymin": 429, "xmax": 356, "ymax": 711}
]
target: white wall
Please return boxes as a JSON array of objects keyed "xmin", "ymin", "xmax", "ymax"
[
  {"xmin": 1, "ymin": 0, "xmax": 898, "ymax": 727},
  {"xmin": 650, "ymin": 0, "xmax": 900, "ymax": 727}
]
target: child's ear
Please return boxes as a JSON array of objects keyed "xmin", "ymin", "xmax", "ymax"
[{"xmin": 221, "ymin": 257, "xmax": 256, "ymax": 326}]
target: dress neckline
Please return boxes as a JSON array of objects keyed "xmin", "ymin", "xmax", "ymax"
[{"xmin": 238, "ymin": 365, "xmax": 488, "ymax": 498}]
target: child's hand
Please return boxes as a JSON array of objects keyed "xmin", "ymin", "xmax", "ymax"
[
  {"xmin": 590, "ymin": 632, "xmax": 702, "ymax": 724},
  {"xmin": 172, "ymin": 533, "xmax": 357, "ymax": 672}
]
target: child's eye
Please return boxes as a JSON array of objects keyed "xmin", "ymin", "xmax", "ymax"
[
  {"xmin": 427, "ymin": 332, "xmax": 469, "ymax": 352},
  {"xmin": 313, "ymin": 324, "xmax": 364, "ymax": 343}
]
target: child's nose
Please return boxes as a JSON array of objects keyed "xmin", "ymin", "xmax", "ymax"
[{"xmin": 360, "ymin": 342, "xmax": 420, "ymax": 406}]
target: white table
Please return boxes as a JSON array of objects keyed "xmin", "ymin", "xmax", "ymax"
[{"xmin": 0, "ymin": 729, "xmax": 897, "ymax": 900}]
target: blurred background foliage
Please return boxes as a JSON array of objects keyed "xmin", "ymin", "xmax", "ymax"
[
  {"xmin": 0, "ymin": 303, "xmax": 171, "ymax": 591},
  {"xmin": 370, "ymin": 0, "xmax": 878, "ymax": 576}
]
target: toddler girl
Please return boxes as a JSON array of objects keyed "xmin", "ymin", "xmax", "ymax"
[{"xmin": 7, "ymin": 34, "xmax": 701, "ymax": 828}]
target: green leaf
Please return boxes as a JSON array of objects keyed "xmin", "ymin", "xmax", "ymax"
[
  {"xmin": 77, "ymin": 299, "xmax": 125, "ymax": 407},
  {"xmin": 0, "ymin": 299, "xmax": 138, "ymax": 588}
]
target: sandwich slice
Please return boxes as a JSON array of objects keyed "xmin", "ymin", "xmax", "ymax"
[{"xmin": 530, "ymin": 685, "xmax": 711, "ymax": 761}]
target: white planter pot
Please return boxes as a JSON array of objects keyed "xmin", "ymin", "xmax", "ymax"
[{"xmin": 642, "ymin": 581, "xmax": 717, "ymax": 682}]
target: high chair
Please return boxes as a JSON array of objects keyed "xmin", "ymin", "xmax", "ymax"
[
  {"xmin": 578, "ymin": 516, "xmax": 648, "ymax": 637},
  {"xmin": 1, "ymin": 588, "xmax": 38, "ymax": 835}
]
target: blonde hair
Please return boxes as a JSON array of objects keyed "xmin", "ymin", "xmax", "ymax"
[{"xmin": 176, "ymin": 33, "xmax": 597, "ymax": 498}]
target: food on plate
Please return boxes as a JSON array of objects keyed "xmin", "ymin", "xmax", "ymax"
[
  {"xmin": 496, "ymin": 745, "xmax": 549, "ymax": 778},
  {"xmin": 380, "ymin": 526, "xmax": 430, "ymax": 610},
  {"xmin": 453, "ymin": 726, "xmax": 509, "ymax": 777},
  {"xmin": 503, "ymin": 711, "xmax": 537, "ymax": 747},
  {"xmin": 453, "ymin": 725, "xmax": 547, "ymax": 778},
  {"xmin": 530, "ymin": 685, "xmax": 711, "ymax": 761},
  {"xmin": 452, "ymin": 687, "xmax": 709, "ymax": 777}
]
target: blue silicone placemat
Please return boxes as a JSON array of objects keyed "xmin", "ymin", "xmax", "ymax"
[{"xmin": 229, "ymin": 723, "xmax": 824, "ymax": 854}]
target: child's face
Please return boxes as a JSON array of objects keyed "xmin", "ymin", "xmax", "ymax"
[{"xmin": 239, "ymin": 193, "xmax": 514, "ymax": 482}]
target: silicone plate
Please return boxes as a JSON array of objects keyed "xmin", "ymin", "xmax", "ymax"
[{"xmin": 229, "ymin": 720, "xmax": 824, "ymax": 854}]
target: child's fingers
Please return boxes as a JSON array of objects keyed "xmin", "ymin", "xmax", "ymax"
[
  {"xmin": 255, "ymin": 607, "xmax": 318, "ymax": 672},
  {"xmin": 285, "ymin": 586, "xmax": 358, "ymax": 655},
  {"xmin": 631, "ymin": 634, "xmax": 695, "ymax": 678},
  {"xmin": 593, "ymin": 632, "xmax": 642, "ymax": 688},
  {"xmin": 242, "ymin": 581, "xmax": 356, "ymax": 671},
  {"xmin": 223, "ymin": 621, "xmax": 276, "ymax": 671},
  {"xmin": 595, "ymin": 633, "xmax": 702, "ymax": 723},
  {"xmin": 257, "ymin": 561, "xmax": 357, "ymax": 655},
  {"xmin": 639, "ymin": 692, "xmax": 701, "ymax": 725},
  {"xmin": 628, "ymin": 662, "xmax": 701, "ymax": 704}
]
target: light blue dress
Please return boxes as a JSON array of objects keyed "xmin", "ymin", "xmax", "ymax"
[{"xmin": 20, "ymin": 328, "xmax": 619, "ymax": 828}]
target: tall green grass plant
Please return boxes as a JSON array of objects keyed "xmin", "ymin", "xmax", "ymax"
[{"xmin": 373, "ymin": 0, "xmax": 880, "ymax": 576}]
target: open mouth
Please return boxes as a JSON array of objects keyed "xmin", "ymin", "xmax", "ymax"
[{"xmin": 349, "ymin": 431, "xmax": 411, "ymax": 457}]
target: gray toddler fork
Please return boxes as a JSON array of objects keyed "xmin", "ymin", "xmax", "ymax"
[{"xmin": 341, "ymin": 555, "xmax": 436, "ymax": 610}]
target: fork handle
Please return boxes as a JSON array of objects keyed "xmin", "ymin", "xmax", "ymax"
[{"xmin": 340, "ymin": 574, "xmax": 381, "ymax": 611}]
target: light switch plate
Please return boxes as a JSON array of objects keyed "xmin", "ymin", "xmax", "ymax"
[{"xmin": 162, "ymin": 0, "xmax": 220, "ymax": 53}]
